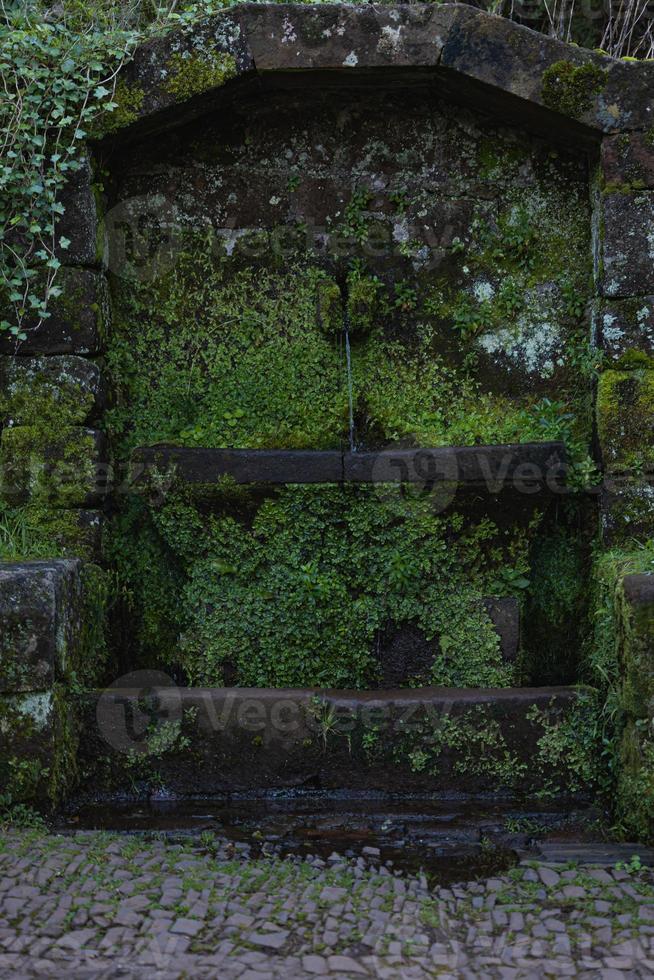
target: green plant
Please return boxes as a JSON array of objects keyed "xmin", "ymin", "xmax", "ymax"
[
  {"xmin": 615, "ymin": 853, "xmax": 645, "ymax": 874},
  {"xmin": 0, "ymin": 5, "xmax": 137, "ymax": 338}
]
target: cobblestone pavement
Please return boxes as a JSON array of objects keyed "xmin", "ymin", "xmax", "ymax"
[{"xmin": 1, "ymin": 831, "xmax": 654, "ymax": 978}]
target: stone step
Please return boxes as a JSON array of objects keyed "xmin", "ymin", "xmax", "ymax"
[
  {"xmin": 83, "ymin": 685, "xmax": 593, "ymax": 801},
  {"xmin": 130, "ymin": 442, "xmax": 567, "ymax": 493}
]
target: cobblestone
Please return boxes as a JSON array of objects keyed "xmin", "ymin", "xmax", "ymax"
[{"xmin": 0, "ymin": 832, "xmax": 654, "ymax": 977}]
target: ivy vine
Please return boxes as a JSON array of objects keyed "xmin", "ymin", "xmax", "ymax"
[{"xmin": 0, "ymin": 0, "xmax": 238, "ymax": 340}]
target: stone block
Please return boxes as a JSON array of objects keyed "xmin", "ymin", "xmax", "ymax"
[
  {"xmin": 0, "ymin": 688, "xmax": 77, "ymax": 805},
  {"xmin": 130, "ymin": 446, "xmax": 344, "ymax": 487},
  {"xmin": 619, "ymin": 574, "xmax": 654, "ymax": 720},
  {"xmin": 441, "ymin": 8, "xmax": 652, "ymax": 134},
  {"xmin": 54, "ymin": 155, "xmax": 102, "ymax": 267},
  {"xmin": 599, "ymin": 297, "xmax": 654, "ymax": 366},
  {"xmin": 95, "ymin": 10, "xmax": 254, "ymax": 138},
  {"xmin": 244, "ymin": 3, "xmax": 455, "ymax": 71},
  {"xmin": 601, "ymin": 133, "xmax": 654, "ymax": 192},
  {"xmin": 600, "ymin": 192, "xmax": 654, "ymax": 298},
  {"xmin": 0, "ymin": 356, "xmax": 106, "ymax": 426},
  {"xmin": 343, "ymin": 444, "xmax": 567, "ymax": 493},
  {"xmin": 596, "ymin": 370, "xmax": 654, "ymax": 473},
  {"xmin": 0, "ymin": 427, "xmax": 109, "ymax": 507},
  {"xmin": 601, "ymin": 477, "xmax": 654, "ymax": 545},
  {"xmin": 0, "ymin": 560, "xmax": 83, "ymax": 693},
  {"xmin": 83, "ymin": 684, "xmax": 593, "ymax": 799},
  {"xmin": 0, "ymin": 269, "xmax": 109, "ymax": 356}
]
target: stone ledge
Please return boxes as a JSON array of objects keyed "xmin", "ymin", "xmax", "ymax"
[
  {"xmin": 84, "ymin": 684, "xmax": 590, "ymax": 798},
  {"xmin": 130, "ymin": 442, "xmax": 567, "ymax": 493},
  {"xmin": 93, "ymin": 3, "xmax": 654, "ymax": 143}
]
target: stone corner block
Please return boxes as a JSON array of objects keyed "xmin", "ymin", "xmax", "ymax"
[
  {"xmin": 599, "ymin": 296, "xmax": 654, "ymax": 366},
  {"xmin": 601, "ymin": 476, "xmax": 654, "ymax": 545},
  {"xmin": 601, "ymin": 132, "xmax": 654, "ymax": 192},
  {"xmin": 0, "ymin": 426, "xmax": 109, "ymax": 508},
  {"xmin": 54, "ymin": 154, "xmax": 102, "ymax": 267},
  {"xmin": 600, "ymin": 191, "xmax": 654, "ymax": 299},
  {"xmin": 0, "ymin": 560, "xmax": 83, "ymax": 694},
  {"xmin": 596, "ymin": 369, "xmax": 654, "ymax": 474},
  {"xmin": 0, "ymin": 269, "xmax": 109, "ymax": 357}
]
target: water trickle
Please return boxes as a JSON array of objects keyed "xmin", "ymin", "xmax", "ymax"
[{"xmin": 344, "ymin": 310, "xmax": 356, "ymax": 453}]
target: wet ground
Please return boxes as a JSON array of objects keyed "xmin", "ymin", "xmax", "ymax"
[{"xmin": 58, "ymin": 794, "xmax": 591, "ymax": 883}]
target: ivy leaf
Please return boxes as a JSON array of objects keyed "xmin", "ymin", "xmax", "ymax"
[{"xmin": 58, "ymin": 236, "xmax": 71, "ymax": 250}]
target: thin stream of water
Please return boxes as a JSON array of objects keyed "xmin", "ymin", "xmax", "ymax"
[{"xmin": 344, "ymin": 311, "xmax": 355, "ymax": 452}]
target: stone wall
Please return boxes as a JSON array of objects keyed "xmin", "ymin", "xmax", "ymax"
[{"xmin": 1, "ymin": 3, "xmax": 654, "ymax": 822}]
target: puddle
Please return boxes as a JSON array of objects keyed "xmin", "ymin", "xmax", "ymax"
[{"xmin": 58, "ymin": 795, "xmax": 589, "ymax": 884}]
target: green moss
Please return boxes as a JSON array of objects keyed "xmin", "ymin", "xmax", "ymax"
[
  {"xmin": 94, "ymin": 79, "xmax": 144, "ymax": 136},
  {"xmin": 165, "ymin": 51, "xmax": 237, "ymax": 102},
  {"xmin": 315, "ymin": 278, "xmax": 343, "ymax": 335},
  {"xmin": 616, "ymin": 720, "xmax": 654, "ymax": 842},
  {"xmin": 614, "ymin": 349, "xmax": 654, "ymax": 371},
  {"xmin": 107, "ymin": 250, "xmax": 350, "ymax": 451},
  {"xmin": 1, "ymin": 426, "xmax": 98, "ymax": 508},
  {"xmin": 523, "ymin": 522, "xmax": 589, "ymax": 685},
  {"xmin": 105, "ymin": 496, "xmax": 185, "ymax": 669},
  {"xmin": 541, "ymin": 60, "xmax": 607, "ymax": 118},
  {"xmin": 0, "ymin": 361, "xmax": 95, "ymax": 428},
  {"xmin": 0, "ymin": 503, "xmax": 94, "ymax": 561},
  {"xmin": 346, "ymin": 270, "xmax": 384, "ymax": 336},
  {"xmin": 0, "ymin": 692, "xmax": 53, "ymax": 806},
  {"xmin": 596, "ymin": 370, "xmax": 654, "ymax": 473}
]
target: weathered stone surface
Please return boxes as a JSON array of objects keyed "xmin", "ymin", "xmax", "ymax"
[
  {"xmin": 130, "ymin": 443, "xmax": 567, "ymax": 493},
  {"xmin": 440, "ymin": 6, "xmax": 653, "ymax": 135},
  {"xmin": 96, "ymin": 4, "xmax": 654, "ymax": 142},
  {"xmin": 95, "ymin": 9, "xmax": 254, "ymax": 139},
  {"xmin": 244, "ymin": 2, "xmax": 456, "ymax": 71},
  {"xmin": 84, "ymin": 684, "xmax": 589, "ymax": 799},
  {"xmin": 54, "ymin": 155, "xmax": 101, "ymax": 267},
  {"xmin": 601, "ymin": 477, "xmax": 654, "ymax": 544},
  {"xmin": 602, "ymin": 133, "xmax": 654, "ymax": 192},
  {"xmin": 130, "ymin": 447, "xmax": 343, "ymax": 487},
  {"xmin": 596, "ymin": 370, "xmax": 654, "ymax": 473},
  {"xmin": 343, "ymin": 444, "xmax": 567, "ymax": 492},
  {"xmin": 0, "ymin": 427, "xmax": 109, "ymax": 507},
  {"xmin": 0, "ymin": 356, "xmax": 106, "ymax": 426},
  {"xmin": 0, "ymin": 269, "xmax": 109, "ymax": 356},
  {"xmin": 0, "ymin": 560, "xmax": 83, "ymax": 693},
  {"xmin": 600, "ymin": 192, "xmax": 654, "ymax": 298},
  {"xmin": 0, "ymin": 690, "xmax": 63, "ymax": 802},
  {"xmin": 483, "ymin": 597, "xmax": 521, "ymax": 663},
  {"xmin": 619, "ymin": 574, "xmax": 654, "ymax": 719},
  {"xmin": 599, "ymin": 296, "xmax": 654, "ymax": 365}
]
